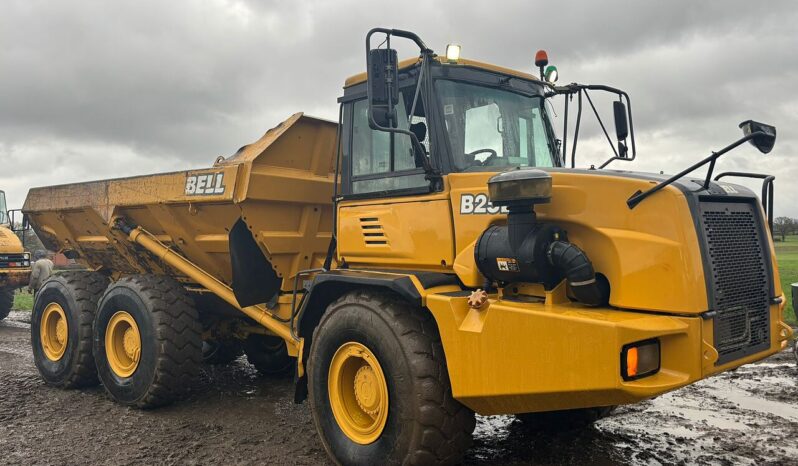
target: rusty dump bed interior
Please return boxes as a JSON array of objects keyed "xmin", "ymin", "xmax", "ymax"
[{"xmin": 23, "ymin": 113, "xmax": 337, "ymax": 291}]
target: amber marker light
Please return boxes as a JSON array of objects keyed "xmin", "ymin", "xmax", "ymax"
[
  {"xmin": 621, "ymin": 339, "xmax": 660, "ymax": 381},
  {"xmin": 626, "ymin": 347, "xmax": 639, "ymax": 377}
]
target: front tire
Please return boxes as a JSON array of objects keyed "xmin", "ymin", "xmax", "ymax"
[
  {"xmin": 0, "ymin": 288, "xmax": 13, "ymax": 320},
  {"xmin": 93, "ymin": 275, "xmax": 202, "ymax": 408},
  {"xmin": 31, "ymin": 272, "xmax": 109, "ymax": 388},
  {"xmin": 308, "ymin": 291, "xmax": 475, "ymax": 466}
]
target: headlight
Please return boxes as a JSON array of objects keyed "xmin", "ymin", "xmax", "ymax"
[{"xmin": 621, "ymin": 339, "xmax": 660, "ymax": 380}]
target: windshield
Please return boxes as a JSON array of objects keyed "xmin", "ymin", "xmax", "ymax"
[
  {"xmin": 0, "ymin": 191, "xmax": 7, "ymax": 225},
  {"xmin": 436, "ymin": 80, "xmax": 557, "ymax": 171}
]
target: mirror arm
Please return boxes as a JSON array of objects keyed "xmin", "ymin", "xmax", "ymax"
[
  {"xmin": 561, "ymin": 93, "xmax": 569, "ymax": 167},
  {"xmin": 568, "ymin": 90, "xmax": 582, "ymax": 168},
  {"xmin": 584, "ymin": 89, "xmax": 619, "ymax": 160},
  {"xmin": 367, "ymin": 27, "xmax": 432, "ymax": 54},
  {"xmin": 627, "ymin": 131, "xmax": 764, "ymax": 209}
]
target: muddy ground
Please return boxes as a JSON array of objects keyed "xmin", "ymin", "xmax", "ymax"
[{"xmin": 1, "ymin": 310, "xmax": 797, "ymax": 465}]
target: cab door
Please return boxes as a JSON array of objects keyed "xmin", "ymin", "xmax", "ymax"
[{"xmin": 336, "ymin": 97, "xmax": 455, "ymax": 271}]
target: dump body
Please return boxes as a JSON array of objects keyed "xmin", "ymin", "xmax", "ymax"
[{"xmin": 23, "ymin": 114, "xmax": 337, "ymax": 293}]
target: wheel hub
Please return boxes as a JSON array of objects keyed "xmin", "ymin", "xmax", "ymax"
[
  {"xmin": 55, "ymin": 319, "xmax": 67, "ymax": 346},
  {"xmin": 354, "ymin": 365, "xmax": 381, "ymax": 415},
  {"xmin": 328, "ymin": 342, "xmax": 389, "ymax": 445},
  {"xmin": 122, "ymin": 328, "xmax": 139, "ymax": 359},
  {"xmin": 106, "ymin": 311, "xmax": 141, "ymax": 378},
  {"xmin": 40, "ymin": 302, "xmax": 68, "ymax": 361}
]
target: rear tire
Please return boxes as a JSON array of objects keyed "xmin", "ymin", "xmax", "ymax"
[
  {"xmin": 515, "ymin": 406, "xmax": 615, "ymax": 432},
  {"xmin": 31, "ymin": 272, "xmax": 109, "ymax": 388},
  {"xmin": 0, "ymin": 288, "xmax": 13, "ymax": 320},
  {"xmin": 308, "ymin": 291, "xmax": 475, "ymax": 466},
  {"xmin": 93, "ymin": 275, "xmax": 202, "ymax": 408},
  {"xmin": 243, "ymin": 334, "xmax": 292, "ymax": 375}
]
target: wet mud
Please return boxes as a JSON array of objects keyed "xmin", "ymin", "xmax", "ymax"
[{"xmin": 1, "ymin": 310, "xmax": 796, "ymax": 465}]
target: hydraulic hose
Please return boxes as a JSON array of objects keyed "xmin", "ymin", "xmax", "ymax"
[{"xmin": 547, "ymin": 240, "xmax": 606, "ymax": 306}]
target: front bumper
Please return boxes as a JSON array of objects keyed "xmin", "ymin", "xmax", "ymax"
[
  {"xmin": 0, "ymin": 269, "xmax": 30, "ymax": 289},
  {"xmin": 426, "ymin": 293, "xmax": 789, "ymax": 416}
]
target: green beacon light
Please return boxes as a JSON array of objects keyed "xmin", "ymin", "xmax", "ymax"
[{"xmin": 545, "ymin": 65, "xmax": 558, "ymax": 83}]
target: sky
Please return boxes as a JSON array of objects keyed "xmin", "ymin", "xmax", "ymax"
[{"xmin": 1, "ymin": 0, "xmax": 797, "ymax": 217}]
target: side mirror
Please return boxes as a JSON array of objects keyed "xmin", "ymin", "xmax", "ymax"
[
  {"xmin": 22, "ymin": 213, "xmax": 30, "ymax": 230},
  {"xmin": 613, "ymin": 101, "xmax": 629, "ymax": 141},
  {"xmin": 613, "ymin": 101, "xmax": 629, "ymax": 158},
  {"xmin": 367, "ymin": 48, "xmax": 400, "ymax": 129},
  {"xmin": 739, "ymin": 120, "xmax": 776, "ymax": 154}
]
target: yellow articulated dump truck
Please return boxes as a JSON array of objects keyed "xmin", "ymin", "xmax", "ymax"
[
  {"xmin": 23, "ymin": 28, "xmax": 792, "ymax": 465},
  {"xmin": 0, "ymin": 190, "xmax": 31, "ymax": 320}
]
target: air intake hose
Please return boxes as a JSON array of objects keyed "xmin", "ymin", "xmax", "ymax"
[{"xmin": 547, "ymin": 240, "xmax": 605, "ymax": 306}]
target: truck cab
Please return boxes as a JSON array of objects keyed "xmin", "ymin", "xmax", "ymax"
[
  {"xmin": 0, "ymin": 190, "xmax": 31, "ymax": 319},
  {"xmin": 319, "ymin": 28, "xmax": 790, "ymax": 421}
]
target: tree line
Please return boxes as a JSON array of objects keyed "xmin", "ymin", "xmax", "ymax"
[{"xmin": 774, "ymin": 217, "xmax": 798, "ymax": 241}]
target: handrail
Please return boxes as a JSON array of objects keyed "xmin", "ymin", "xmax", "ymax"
[{"xmin": 714, "ymin": 171, "xmax": 775, "ymax": 232}]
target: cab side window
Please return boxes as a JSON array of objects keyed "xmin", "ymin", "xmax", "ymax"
[{"xmin": 349, "ymin": 96, "xmax": 429, "ymax": 195}]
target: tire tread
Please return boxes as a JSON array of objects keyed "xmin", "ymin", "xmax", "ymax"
[
  {"xmin": 0, "ymin": 288, "xmax": 13, "ymax": 320},
  {"xmin": 100, "ymin": 275, "xmax": 202, "ymax": 408},
  {"xmin": 38, "ymin": 272, "xmax": 109, "ymax": 388},
  {"xmin": 313, "ymin": 290, "xmax": 476, "ymax": 465}
]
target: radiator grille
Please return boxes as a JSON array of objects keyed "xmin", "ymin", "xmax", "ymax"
[{"xmin": 699, "ymin": 202, "xmax": 770, "ymax": 365}]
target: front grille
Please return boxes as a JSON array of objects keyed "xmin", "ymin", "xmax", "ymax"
[
  {"xmin": 0, "ymin": 253, "xmax": 30, "ymax": 269},
  {"xmin": 699, "ymin": 201, "xmax": 771, "ymax": 365}
]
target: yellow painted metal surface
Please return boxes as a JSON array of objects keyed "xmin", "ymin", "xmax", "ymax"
[
  {"xmin": 337, "ymin": 192, "xmax": 455, "ymax": 270},
  {"xmin": 23, "ymin": 113, "xmax": 337, "ymax": 293},
  {"xmin": 125, "ymin": 227, "xmax": 300, "ymax": 354},
  {"xmin": 340, "ymin": 171, "xmax": 710, "ymax": 315},
  {"xmin": 425, "ymin": 291, "xmax": 784, "ymax": 415},
  {"xmin": 105, "ymin": 311, "xmax": 141, "ymax": 378},
  {"xmin": 40, "ymin": 302, "xmax": 68, "ymax": 361},
  {"xmin": 328, "ymin": 341, "xmax": 389, "ymax": 445},
  {"xmin": 0, "ymin": 226, "xmax": 30, "ymax": 288},
  {"xmin": 447, "ymin": 172, "xmax": 709, "ymax": 314},
  {"xmin": 344, "ymin": 56, "xmax": 540, "ymax": 88},
  {"xmin": 0, "ymin": 226, "xmax": 24, "ymax": 254}
]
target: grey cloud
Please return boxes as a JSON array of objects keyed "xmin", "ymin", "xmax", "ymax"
[{"xmin": 1, "ymin": 0, "xmax": 796, "ymax": 216}]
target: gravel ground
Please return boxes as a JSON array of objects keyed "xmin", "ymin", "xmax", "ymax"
[{"xmin": 1, "ymin": 310, "xmax": 797, "ymax": 465}]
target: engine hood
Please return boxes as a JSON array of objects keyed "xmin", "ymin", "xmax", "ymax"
[{"xmin": 0, "ymin": 226, "xmax": 23, "ymax": 254}]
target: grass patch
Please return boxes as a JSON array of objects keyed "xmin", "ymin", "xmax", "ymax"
[
  {"xmin": 774, "ymin": 234, "xmax": 798, "ymax": 325},
  {"xmin": 12, "ymin": 289, "xmax": 33, "ymax": 311}
]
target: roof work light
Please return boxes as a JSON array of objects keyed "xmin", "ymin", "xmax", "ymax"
[{"xmin": 446, "ymin": 44, "xmax": 461, "ymax": 63}]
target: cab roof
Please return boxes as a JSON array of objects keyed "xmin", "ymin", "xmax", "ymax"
[{"xmin": 344, "ymin": 56, "xmax": 540, "ymax": 88}]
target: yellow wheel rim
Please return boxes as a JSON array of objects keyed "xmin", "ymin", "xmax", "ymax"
[
  {"xmin": 40, "ymin": 303, "xmax": 68, "ymax": 361},
  {"xmin": 105, "ymin": 311, "xmax": 141, "ymax": 378},
  {"xmin": 328, "ymin": 341, "xmax": 389, "ymax": 445}
]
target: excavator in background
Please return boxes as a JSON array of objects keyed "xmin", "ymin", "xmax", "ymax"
[
  {"xmin": 22, "ymin": 28, "xmax": 791, "ymax": 465},
  {"xmin": 0, "ymin": 190, "xmax": 31, "ymax": 320}
]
